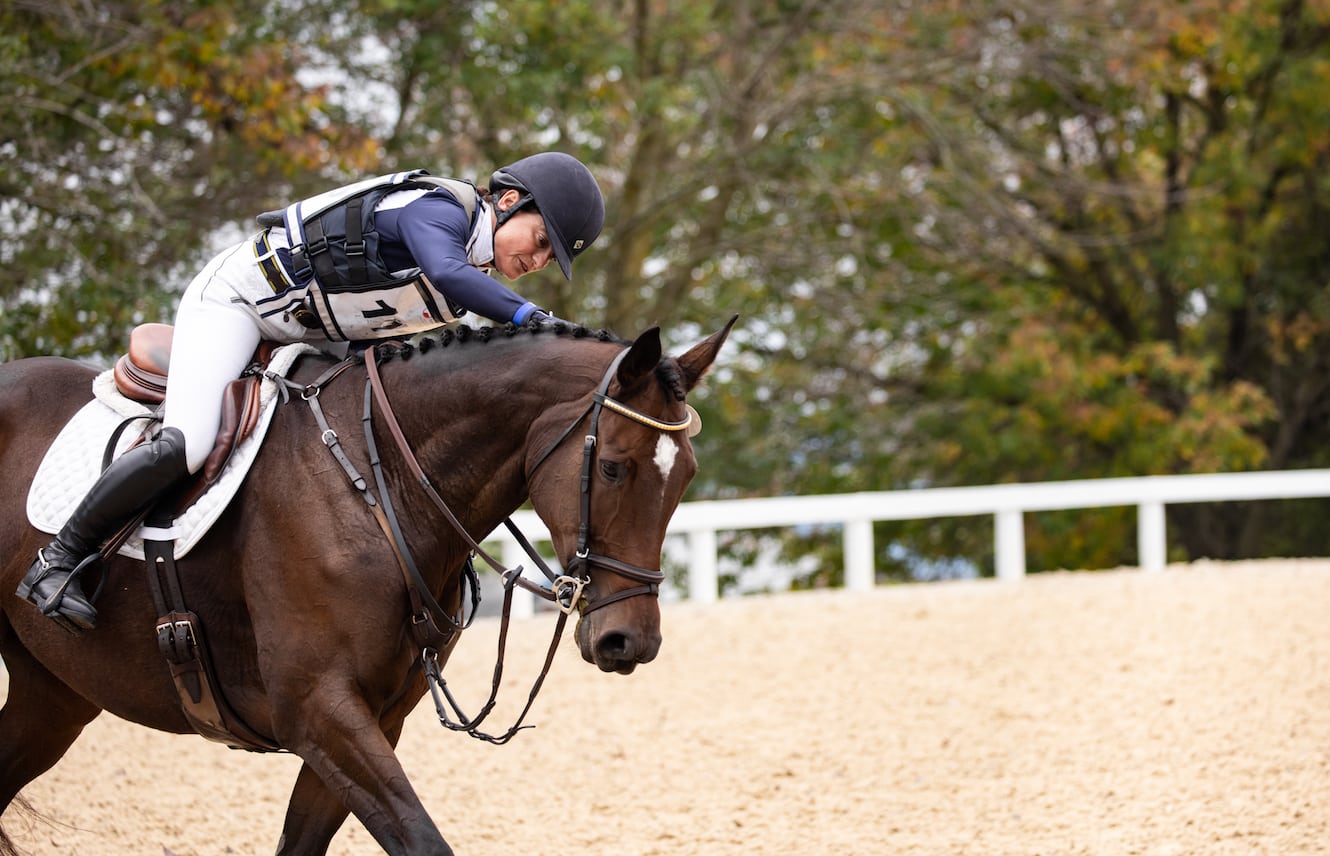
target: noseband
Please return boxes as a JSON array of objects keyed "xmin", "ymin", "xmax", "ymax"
[{"xmin": 526, "ymin": 349, "xmax": 693, "ymax": 614}]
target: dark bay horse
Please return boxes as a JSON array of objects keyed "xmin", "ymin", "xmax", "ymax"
[{"xmin": 0, "ymin": 317, "xmax": 735, "ymax": 855}]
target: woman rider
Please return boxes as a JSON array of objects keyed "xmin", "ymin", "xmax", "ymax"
[{"xmin": 19, "ymin": 151, "xmax": 605, "ymax": 631}]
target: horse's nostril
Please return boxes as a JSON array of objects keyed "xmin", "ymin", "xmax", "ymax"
[{"xmin": 596, "ymin": 631, "xmax": 632, "ymax": 661}]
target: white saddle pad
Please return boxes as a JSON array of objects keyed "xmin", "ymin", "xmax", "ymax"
[{"xmin": 26, "ymin": 344, "xmax": 317, "ymax": 559}]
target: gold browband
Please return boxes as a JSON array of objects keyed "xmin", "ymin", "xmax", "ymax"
[{"xmin": 599, "ymin": 398, "xmax": 703, "ymax": 437}]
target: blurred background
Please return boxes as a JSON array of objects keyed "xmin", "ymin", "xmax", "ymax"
[{"xmin": 3, "ymin": 0, "xmax": 1328, "ymax": 585}]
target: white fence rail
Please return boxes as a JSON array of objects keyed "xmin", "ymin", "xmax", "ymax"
[{"xmin": 488, "ymin": 468, "xmax": 1330, "ymax": 614}]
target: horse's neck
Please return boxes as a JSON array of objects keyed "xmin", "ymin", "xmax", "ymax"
[{"xmin": 383, "ymin": 341, "xmax": 598, "ymax": 532}]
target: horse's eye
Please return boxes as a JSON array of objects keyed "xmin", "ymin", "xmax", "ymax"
[{"xmin": 599, "ymin": 459, "xmax": 625, "ymax": 484}]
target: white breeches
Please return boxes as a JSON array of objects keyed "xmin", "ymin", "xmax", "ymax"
[{"xmin": 163, "ymin": 238, "xmax": 336, "ymax": 473}]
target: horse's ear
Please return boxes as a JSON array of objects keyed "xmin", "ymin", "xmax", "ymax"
[
  {"xmin": 677, "ymin": 314, "xmax": 738, "ymax": 392},
  {"xmin": 617, "ymin": 326, "xmax": 663, "ymax": 388}
]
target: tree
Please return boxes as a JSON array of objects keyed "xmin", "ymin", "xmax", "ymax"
[
  {"xmin": 8, "ymin": 0, "xmax": 1329, "ymax": 581},
  {"xmin": 0, "ymin": 0, "xmax": 375, "ymax": 361},
  {"xmin": 519, "ymin": 0, "xmax": 1330, "ymax": 579},
  {"xmin": 884, "ymin": 0, "xmax": 1330, "ymax": 569}
]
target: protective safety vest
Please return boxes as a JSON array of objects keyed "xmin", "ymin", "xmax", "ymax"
[{"xmin": 258, "ymin": 170, "xmax": 480, "ymax": 341}]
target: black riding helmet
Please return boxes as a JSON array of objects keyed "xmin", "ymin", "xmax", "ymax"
[{"xmin": 490, "ymin": 152, "xmax": 605, "ymax": 280}]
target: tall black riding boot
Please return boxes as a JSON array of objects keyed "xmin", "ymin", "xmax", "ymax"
[{"xmin": 18, "ymin": 427, "xmax": 190, "ymax": 632}]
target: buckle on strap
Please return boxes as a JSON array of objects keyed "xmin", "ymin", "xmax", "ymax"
[{"xmin": 155, "ymin": 617, "xmax": 197, "ymax": 662}]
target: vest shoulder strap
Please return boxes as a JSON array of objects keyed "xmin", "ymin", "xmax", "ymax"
[
  {"xmin": 405, "ymin": 175, "xmax": 479, "ymax": 222},
  {"xmin": 256, "ymin": 173, "xmax": 478, "ymax": 229}
]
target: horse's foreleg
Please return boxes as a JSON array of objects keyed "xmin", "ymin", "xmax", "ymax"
[
  {"xmin": 274, "ymin": 677, "xmax": 443, "ymax": 856},
  {"xmin": 0, "ymin": 627, "xmax": 102, "ymax": 815},
  {"xmin": 275, "ymin": 762, "xmax": 351, "ymax": 856},
  {"xmin": 276, "ymin": 712, "xmax": 414, "ymax": 855}
]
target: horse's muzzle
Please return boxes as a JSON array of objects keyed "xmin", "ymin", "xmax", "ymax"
[{"xmin": 576, "ymin": 611, "xmax": 662, "ymax": 674}]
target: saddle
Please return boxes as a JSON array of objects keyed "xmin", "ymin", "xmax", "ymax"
[{"xmin": 113, "ymin": 323, "xmax": 273, "ymax": 485}]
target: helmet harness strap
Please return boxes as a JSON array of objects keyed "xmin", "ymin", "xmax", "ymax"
[{"xmin": 492, "ymin": 191, "xmax": 533, "ymax": 229}]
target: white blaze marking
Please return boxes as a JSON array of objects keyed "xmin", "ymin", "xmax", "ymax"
[{"xmin": 653, "ymin": 434, "xmax": 679, "ymax": 482}]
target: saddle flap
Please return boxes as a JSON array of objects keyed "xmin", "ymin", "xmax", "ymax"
[
  {"xmin": 110, "ymin": 324, "xmax": 276, "ymax": 489},
  {"xmin": 203, "ymin": 376, "xmax": 264, "ymax": 484},
  {"xmin": 31, "ymin": 342, "xmax": 315, "ymax": 563}
]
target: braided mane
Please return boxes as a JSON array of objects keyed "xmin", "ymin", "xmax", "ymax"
[
  {"xmin": 366, "ymin": 319, "xmax": 624, "ymax": 365},
  {"xmin": 659, "ymin": 360, "xmax": 687, "ymax": 402},
  {"xmin": 362, "ymin": 319, "xmax": 685, "ymax": 400}
]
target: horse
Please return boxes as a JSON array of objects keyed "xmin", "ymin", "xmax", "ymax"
[{"xmin": 0, "ymin": 316, "xmax": 736, "ymax": 855}]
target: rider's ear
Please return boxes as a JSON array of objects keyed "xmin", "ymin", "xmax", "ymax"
[
  {"xmin": 676, "ymin": 315, "xmax": 738, "ymax": 392},
  {"xmin": 617, "ymin": 327, "xmax": 662, "ymax": 390}
]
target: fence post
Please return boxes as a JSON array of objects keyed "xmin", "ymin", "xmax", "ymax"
[
  {"xmin": 1137, "ymin": 501, "xmax": 1166, "ymax": 572},
  {"xmin": 994, "ymin": 509, "xmax": 1026, "ymax": 581},
  {"xmin": 688, "ymin": 528, "xmax": 719, "ymax": 603},
  {"xmin": 844, "ymin": 518, "xmax": 874, "ymax": 591}
]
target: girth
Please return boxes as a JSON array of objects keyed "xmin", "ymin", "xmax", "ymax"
[{"xmin": 142, "ymin": 505, "xmax": 280, "ymax": 752}]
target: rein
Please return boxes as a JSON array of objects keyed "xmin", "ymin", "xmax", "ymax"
[{"xmin": 277, "ymin": 341, "xmax": 691, "ymax": 744}]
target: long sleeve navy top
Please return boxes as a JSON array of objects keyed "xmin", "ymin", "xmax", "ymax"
[{"xmin": 372, "ymin": 189, "xmax": 539, "ymax": 324}]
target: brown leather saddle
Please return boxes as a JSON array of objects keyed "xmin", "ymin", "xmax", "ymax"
[{"xmin": 112, "ymin": 323, "xmax": 273, "ymax": 485}]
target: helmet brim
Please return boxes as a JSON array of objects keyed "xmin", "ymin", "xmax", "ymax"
[{"xmin": 544, "ymin": 213, "xmax": 574, "ymax": 280}]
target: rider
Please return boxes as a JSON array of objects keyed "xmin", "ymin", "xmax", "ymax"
[{"xmin": 18, "ymin": 151, "xmax": 605, "ymax": 631}]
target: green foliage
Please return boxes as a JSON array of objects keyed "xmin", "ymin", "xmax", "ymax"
[
  {"xmin": 870, "ymin": 0, "xmax": 1330, "ymax": 570},
  {"xmin": 0, "ymin": 0, "xmax": 376, "ymax": 361},
  {"xmin": 6, "ymin": 0, "xmax": 1330, "ymax": 578}
]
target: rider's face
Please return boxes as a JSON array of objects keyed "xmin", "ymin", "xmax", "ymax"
[{"xmin": 492, "ymin": 190, "xmax": 555, "ymax": 280}]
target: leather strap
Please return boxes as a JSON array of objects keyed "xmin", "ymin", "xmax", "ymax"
[
  {"xmin": 359, "ymin": 377, "xmax": 476, "ymax": 643},
  {"xmin": 143, "ymin": 512, "xmax": 280, "ymax": 752},
  {"xmin": 530, "ymin": 349, "xmax": 665, "ymax": 613},
  {"xmin": 363, "ymin": 351, "xmax": 516, "ymax": 581},
  {"xmin": 290, "ymin": 364, "xmax": 462, "ymax": 652},
  {"xmin": 360, "ymin": 347, "xmax": 586, "ymax": 742}
]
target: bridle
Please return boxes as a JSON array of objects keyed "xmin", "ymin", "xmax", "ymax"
[
  {"xmin": 284, "ymin": 340, "xmax": 693, "ymax": 743},
  {"xmin": 371, "ymin": 344, "xmax": 693, "ymax": 619},
  {"xmin": 523, "ymin": 348, "xmax": 693, "ymax": 614}
]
